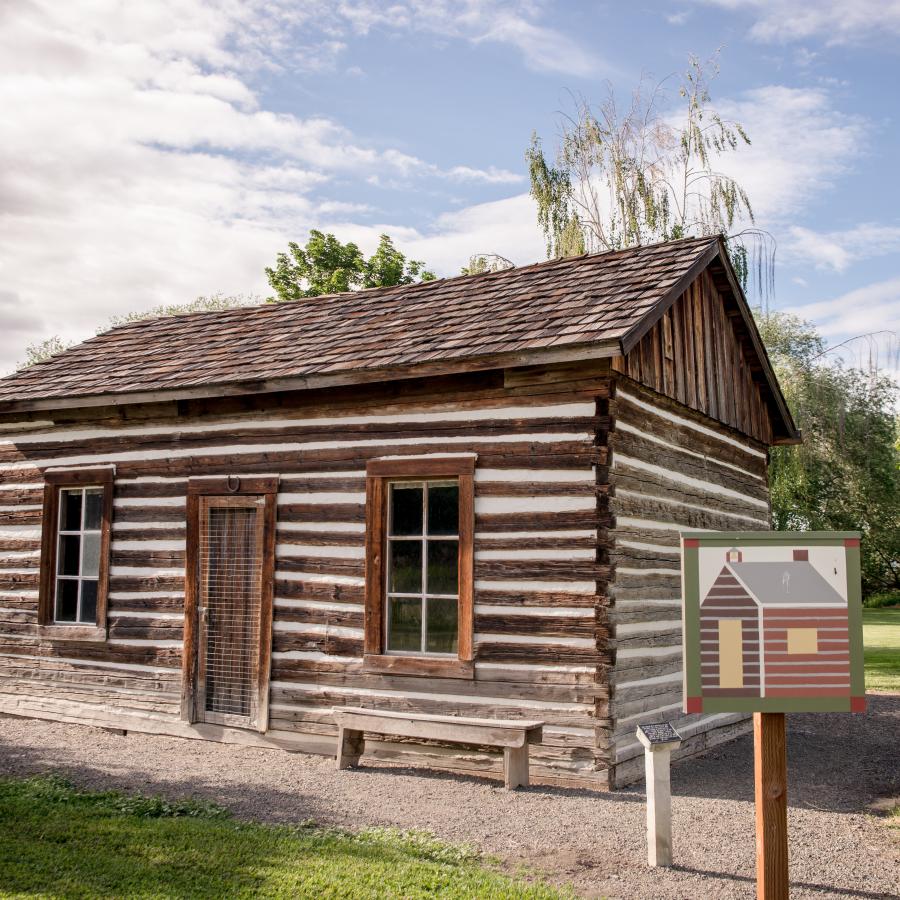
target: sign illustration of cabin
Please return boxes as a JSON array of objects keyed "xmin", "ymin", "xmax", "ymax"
[
  {"xmin": 682, "ymin": 532, "xmax": 865, "ymax": 715},
  {"xmin": 0, "ymin": 236, "xmax": 804, "ymax": 789}
]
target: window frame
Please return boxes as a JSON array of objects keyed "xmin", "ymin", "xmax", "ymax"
[
  {"xmin": 364, "ymin": 456, "xmax": 475, "ymax": 679},
  {"xmin": 38, "ymin": 467, "xmax": 114, "ymax": 641}
]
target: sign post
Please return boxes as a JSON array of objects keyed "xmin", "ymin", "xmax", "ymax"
[
  {"xmin": 636, "ymin": 722, "xmax": 682, "ymax": 867},
  {"xmin": 754, "ymin": 713, "xmax": 788, "ymax": 900},
  {"xmin": 680, "ymin": 531, "xmax": 866, "ymax": 900}
]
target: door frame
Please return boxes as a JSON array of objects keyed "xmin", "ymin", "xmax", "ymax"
[{"xmin": 181, "ymin": 476, "xmax": 278, "ymax": 732}]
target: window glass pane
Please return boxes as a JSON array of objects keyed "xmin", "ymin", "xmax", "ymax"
[
  {"xmin": 58, "ymin": 534, "xmax": 81, "ymax": 576},
  {"xmin": 427, "ymin": 484, "xmax": 458, "ymax": 535},
  {"xmin": 390, "ymin": 485, "xmax": 423, "ymax": 536},
  {"xmin": 387, "ymin": 597, "xmax": 422, "ymax": 652},
  {"xmin": 426, "ymin": 597, "xmax": 458, "ymax": 654},
  {"xmin": 82, "ymin": 532, "xmax": 101, "ymax": 578},
  {"xmin": 80, "ymin": 580, "xmax": 98, "ymax": 624},
  {"xmin": 427, "ymin": 540, "xmax": 458, "ymax": 595},
  {"xmin": 55, "ymin": 579, "xmax": 78, "ymax": 622},
  {"xmin": 389, "ymin": 540, "xmax": 422, "ymax": 593},
  {"xmin": 84, "ymin": 489, "xmax": 103, "ymax": 530},
  {"xmin": 60, "ymin": 489, "xmax": 82, "ymax": 531}
]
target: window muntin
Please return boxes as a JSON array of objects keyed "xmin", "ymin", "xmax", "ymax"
[
  {"xmin": 385, "ymin": 481, "xmax": 459, "ymax": 656},
  {"xmin": 54, "ymin": 487, "xmax": 104, "ymax": 625}
]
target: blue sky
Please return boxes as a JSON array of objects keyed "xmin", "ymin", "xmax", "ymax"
[{"xmin": 1, "ymin": 0, "xmax": 898, "ymax": 379}]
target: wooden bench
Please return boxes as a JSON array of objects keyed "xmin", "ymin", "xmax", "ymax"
[{"xmin": 332, "ymin": 707, "xmax": 544, "ymax": 789}]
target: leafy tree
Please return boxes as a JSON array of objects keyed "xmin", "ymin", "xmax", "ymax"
[
  {"xmin": 526, "ymin": 53, "xmax": 767, "ymax": 289},
  {"xmin": 759, "ymin": 311, "xmax": 900, "ymax": 595},
  {"xmin": 363, "ymin": 234, "xmax": 434, "ymax": 289},
  {"xmin": 19, "ymin": 335, "xmax": 73, "ymax": 369},
  {"xmin": 104, "ymin": 293, "xmax": 257, "ymax": 329},
  {"xmin": 266, "ymin": 231, "xmax": 434, "ymax": 302}
]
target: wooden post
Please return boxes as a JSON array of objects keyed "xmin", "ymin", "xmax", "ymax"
[
  {"xmin": 336, "ymin": 726, "xmax": 365, "ymax": 770},
  {"xmin": 644, "ymin": 745, "xmax": 673, "ymax": 866},
  {"xmin": 636, "ymin": 724, "xmax": 681, "ymax": 867},
  {"xmin": 754, "ymin": 712, "xmax": 788, "ymax": 900},
  {"xmin": 503, "ymin": 745, "xmax": 530, "ymax": 789}
]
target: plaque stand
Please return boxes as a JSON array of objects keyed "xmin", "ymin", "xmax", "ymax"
[
  {"xmin": 636, "ymin": 723, "xmax": 682, "ymax": 867},
  {"xmin": 754, "ymin": 712, "xmax": 789, "ymax": 900}
]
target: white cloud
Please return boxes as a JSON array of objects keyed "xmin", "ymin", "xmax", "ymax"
[
  {"xmin": 336, "ymin": 1, "xmax": 603, "ymax": 77},
  {"xmin": 0, "ymin": 0, "xmax": 525, "ymax": 372},
  {"xmin": 714, "ymin": 86, "xmax": 865, "ymax": 223},
  {"xmin": 697, "ymin": 0, "xmax": 900, "ymax": 45},
  {"xmin": 785, "ymin": 279, "xmax": 900, "ymax": 384},
  {"xmin": 783, "ymin": 224, "xmax": 900, "ymax": 272}
]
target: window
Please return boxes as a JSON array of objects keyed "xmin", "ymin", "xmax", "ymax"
[
  {"xmin": 786, "ymin": 627, "xmax": 818, "ymax": 655},
  {"xmin": 364, "ymin": 456, "xmax": 474, "ymax": 678},
  {"xmin": 386, "ymin": 481, "xmax": 459, "ymax": 655},
  {"xmin": 39, "ymin": 468, "xmax": 114, "ymax": 639}
]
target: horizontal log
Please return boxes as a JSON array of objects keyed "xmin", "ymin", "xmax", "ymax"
[
  {"xmin": 0, "ymin": 573, "xmax": 39, "ymax": 589},
  {"xmin": 276, "ymin": 557, "xmax": 364, "ymax": 578},
  {"xmin": 0, "ymin": 538, "xmax": 41, "ymax": 552},
  {"xmin": 0, "ymin": 510, "xmax": 41, "ymax": 526},
  {"xmin": 475, "ymin": 614, "xmax": 595, "ymax": 639},
  {"xmin": 473, "ymin": 590, "xmax": 600, "ymax": 608},
  {"xmin": 272, "ymin": 631, "xmax": 362, "ymax": 657},
  {"xmin": 0, "ymin": 638, "xmax": 181, "ymax": 667},
  {"xmin": 2, "ymin": 417, "xmax": 604, "ymax": 463},
  {"xmin": 476, "ymin": 510, "xmax": 602, "ymax": 532},
  {"xmin": 111, "ymin": 550, "xmax": 186, "ymax": 567},
  {"xmin": 476, "ymin": 643, "xmax": 606, "ymax": 665},
  {"xmin": 0, "ymin": 555, "xmax": 39, "ymax": 569},
  {"xmin": 610, "ymin": 428, "xmax": 767, "ymax": 498},
  {"xmin": 275, "ymin": 579, "xmax": 364, "ymax": 604},
  {"xmin": 276, "ymin": 530, "xmax": 362, "ymax": 547},
  {"xmin": 274, "ymin": 606, "xmax": 364, "ymax": 630},
  {"xmin": 474, "ymin": 560, "xmax": 610, "ymax": 581},
  {"xmin": 613, "ymin": 391, "xmax": 768, "ymax": 476},
  {"xmin": 110, "ymin": 526, "xmax": 186, "ymax": 541},
  {"xmin": 109, "ymin": 575, "xmax": 184, "ymax": 592},
  {"xmin": 108, "ymin": 596, "xmax": 184, "ymax": 612},
  {"xmin": 614, "ymin": 467, "xmax": 767, "ymax": 519},
  {"xmin": 612, "ymin": 493, "xmax": 767, "ymax": 532}
]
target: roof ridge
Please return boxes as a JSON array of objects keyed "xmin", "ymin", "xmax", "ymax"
[{"xmin": 96, "ymin": 234, "xmax": 721, "ymax": 336}]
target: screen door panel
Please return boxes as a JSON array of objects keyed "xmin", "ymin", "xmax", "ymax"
[{"xmin": 197, "ymin": 496, "xmax": 265, "ymax": 728}]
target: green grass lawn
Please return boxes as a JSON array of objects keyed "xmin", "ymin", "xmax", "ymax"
[
  {"xmin": 0, "ymin": 775, "xmax": 566, "ymax": 899},
  {"xmin": 863, "ymin": 607, "xmax": 900, "ymax": 693}
]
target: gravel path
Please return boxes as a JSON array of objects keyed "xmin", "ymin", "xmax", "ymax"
[{"xmin": 1, "ymin": 697, "xmax": 898, "ymax": 899}]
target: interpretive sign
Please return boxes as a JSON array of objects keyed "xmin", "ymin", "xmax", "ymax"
[{"xmin": 681, "ymin": 531, "xmax": 865, "ymax": 715}]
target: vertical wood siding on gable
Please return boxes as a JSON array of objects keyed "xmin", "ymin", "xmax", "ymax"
[
  {"xmin": 612, "ymin": 269, "xmax": 774, "ymax": 445},
  {"xmin": 0, "ymin": 373, "xmax": 613, "ymax": 788}
]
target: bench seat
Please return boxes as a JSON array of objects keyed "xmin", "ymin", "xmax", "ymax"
[{"xmin": 332, "ymin": 706, "xmax": 544, "ymax": 789}]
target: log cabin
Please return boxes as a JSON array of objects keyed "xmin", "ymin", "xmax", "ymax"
[{"xmin": 0, "ymin": 235, "xmax": 800, "ymax": 789}]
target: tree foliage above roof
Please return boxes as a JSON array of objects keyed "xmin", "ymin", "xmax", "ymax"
[
  {"xmin": 526, "ymin": 52, "xmax": 767, "ymax": 291},
  {"xmin": 265, "ymin": 231, "xmax": 435, "ymax": 302}
]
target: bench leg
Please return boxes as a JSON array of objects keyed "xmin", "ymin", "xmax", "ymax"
[
  {"xmin": 503, "ymin": 745, "xmax": 529, "ymax": 789},
  {"xmin": 336, "ymin": 726, "xmax": 365, "ymax": 770}
]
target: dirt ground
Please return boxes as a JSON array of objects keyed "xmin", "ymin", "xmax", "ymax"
[{"xmin": 0, "ymin": 696, "xmax": 897, "ymax": 899}]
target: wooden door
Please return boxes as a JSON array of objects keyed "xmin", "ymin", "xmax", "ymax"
[
  {"xmin": 718, "ymin": 618, "xmax": 744, "ymax": 689},
  {"xmin": 196, "ymin": 495, "xmax": 269, "ymax": 729}
]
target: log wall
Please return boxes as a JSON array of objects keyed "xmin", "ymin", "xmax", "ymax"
[
  {"xmin": 0, "ymin": 370, "xmax": 613, "ymax": 788},
  {"xmin": 607, "ymin": 376, "xmax": 771, "ymax": 787}
]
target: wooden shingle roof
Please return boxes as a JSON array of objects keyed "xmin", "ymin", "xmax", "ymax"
[{"xmin": 0, "ymin": 237, "xmax": 792, "ymax": 438}]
